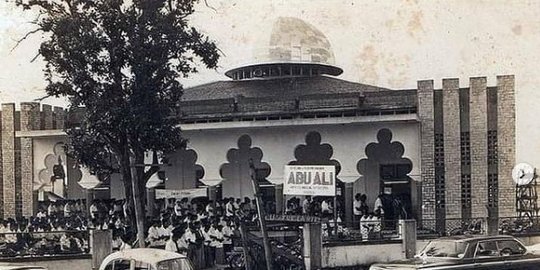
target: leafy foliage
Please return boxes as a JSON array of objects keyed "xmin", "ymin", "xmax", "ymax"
[{"xmin": 18, "ymin": 0, "xmax": 220, "ymax": 177}]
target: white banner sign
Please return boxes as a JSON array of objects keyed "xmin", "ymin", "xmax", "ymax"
[
  {"xmin": 155, "ymin": 188, "xmax": 207, "ymax": 199},
  {"xmin": 284, "ymin": 165, "xmax": 336, "ymax": 196}
]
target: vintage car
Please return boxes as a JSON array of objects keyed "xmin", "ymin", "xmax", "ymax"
[
  {"xmin": 99, "ymin": 248, "xmax": 193, "ymax": 270},
  {"xmin": 369, "ymin": 235, "xmax": 540, "ymax": 270},
  {"xmin": 0, "ymin": 263, "xmax": 46, "ymax": 270}
]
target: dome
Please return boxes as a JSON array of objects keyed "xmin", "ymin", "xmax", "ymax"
[
  {"xmin": 254, "ymin": 17, "xmax": 336, "ymax": 65},
  {"xmin": 225, "ymin": 17, "xmax": 342, "ymax": 80}
]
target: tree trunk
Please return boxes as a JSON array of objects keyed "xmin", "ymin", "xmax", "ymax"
[{"xmin": 129, "ymin": 149, "xmax": 146, "ymax": 248}]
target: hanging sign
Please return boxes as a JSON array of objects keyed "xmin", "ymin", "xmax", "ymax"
[
  {"xmin": 155, "ymin": 188, "xmax": 207, "ymax": 199},
  {"xmin": 284, "ymin": 165, "xmax": 336, "ymax": 196}
]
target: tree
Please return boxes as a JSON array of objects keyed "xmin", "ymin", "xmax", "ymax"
[{"xmin": 17, "ymin": 0, "xmax": 220, "ymax": 247}]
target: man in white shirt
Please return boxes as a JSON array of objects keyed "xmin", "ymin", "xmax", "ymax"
[
  {"xmin": 174, "ymin": 201, "xmax": 183, "ymax": 217},
  {"xmin": 302, "ymin": 196, "xmax": 311, "ymax": 215},
  {"xmin": 225, "ymin": 198, "xmax": 235, "ymax": 217},
  {"xmin": 221, "ymin": 221, "xmax": 234, "ymax": 253},
  {"xmin": 353, "ymin": 193, "xmax": 362, "ymax": 229},
  {"xmin": 321, "ymin": 199, "xmax": 333, "ymax": 218},
  {"xmin": 165, "ymin": 233, "xmax": 180, "ymax": 253},
  {"xmin": 146, "ymin": 221, "xmax": 161, "ymax": 247}
]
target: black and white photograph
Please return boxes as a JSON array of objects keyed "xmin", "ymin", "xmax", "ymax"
[{"xmin": 1, "ymin": 0, "xmax": 540, "ymax": 269}]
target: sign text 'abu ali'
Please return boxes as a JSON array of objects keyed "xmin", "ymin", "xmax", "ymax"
[{"xmin": 284, "ymin": 165, "xmax": 336, "ymax": 196}]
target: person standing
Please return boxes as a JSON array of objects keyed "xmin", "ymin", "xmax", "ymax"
[
  {"xmin": 302, "ymin": 196, "xmax": 312, "ymax": 215},
  {"xmin": 353, "ymin": 194, "xmax": 362, "ymax": 229},
  {"xmin": 165, "ymin": 233, "xmax": 180, "ymax": 253}
]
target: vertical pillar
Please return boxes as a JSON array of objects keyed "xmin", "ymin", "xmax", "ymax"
[
  {"xmin": 90, "ymin": 230, "xmax": 112, "ymax": 269},
  {"xmin": 303, "ymin": 223, "xmax": 322, "ymax": 270},
  {"xmin": 442, "ymin": 79, "xmax": 462, "ymax": 220},
  {"xmin": 42, "ymin": 104, "xmax": 53, "ymax": 130},
  {"xmin": 470, "ymin": 77, "xmax": 488, "ymax": 218},
  {"xmin": 53, "ymin": 106, "xmax": 65, "ymax": 129},
  {"xmin": 497, "ymin": 75, "xmax": 516, "ymax": 218},
  {"xmin": 20, "ymin": 102, "xmax": 40, "ymax": 217},
  {"xmin": 417, "ymin": 80, "xmax": 435, "ymax": 222},
  {"xmin": 275, "ymin": 184, "xmax": 283, "ymax": 214},
  {"xmin": 2, "ymin": 104, "xmax": 16, "ymax": 218},
  {"xmin": 344, "ymin": 182, "xmax": 353, "ymax": 227},
  {"xmin": 400, "ymin": 219, "xmax": 417, "ymax": 259}
]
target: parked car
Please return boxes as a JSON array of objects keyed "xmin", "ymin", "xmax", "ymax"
[
  {"xmin": 99, "ymin": 248, "xmax": 193, "ymax": 270},
  {"xmin": 0, "ymin": 263, "xmax": 46, "ymax": 270},
  {"xmin": 369, "ymin": 235, "xmax": 540, "ymax": 270}
]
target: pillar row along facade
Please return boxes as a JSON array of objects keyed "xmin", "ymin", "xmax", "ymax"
[{"xmin": 418, "ymin": 75, "xmax": 516, "ymax": 225}]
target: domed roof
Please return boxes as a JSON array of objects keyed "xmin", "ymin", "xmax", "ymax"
[
  {"xmin": 225, "ymin": 17, "xmax": 342, "ymax": 80},
  {"xmin": 253, "ymin": 17, "xmax": 336, "ymax": 65}
]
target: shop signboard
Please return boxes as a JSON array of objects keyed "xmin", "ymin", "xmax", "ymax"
[
  {"xmin": 283, "ymin": 165, "xmax": 336, "ymax": 196},
  {"xmin": 155, "ymin": 188, "xmax": 207, "ymax": 199}
]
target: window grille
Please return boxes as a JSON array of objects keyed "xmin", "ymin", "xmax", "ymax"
[
  {"xmin": 488, "ymin": 173, "xmax": 499, "ymax": 207},
  {"xmin": 435, "ymin": 174, "xmax": 445, "ymax": 208},
  {"xmin": 488, "ymin": 130, "xmax": 498, "ymax": 165},
  {"xmin": 460, "ymin": 132, "xmax": 471, "ymax": 166},
  {"xmin": 434, "ymin": 133, "xmax": 445, "ymax": 167},
  {"xmin": 461, "ymin": 174, "xmax": 472, "ymax": 209}
]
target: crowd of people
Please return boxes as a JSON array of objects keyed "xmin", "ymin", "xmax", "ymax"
[{"xmin": 0, "ymin": 191, "xmax": 409, "ymax": 262}]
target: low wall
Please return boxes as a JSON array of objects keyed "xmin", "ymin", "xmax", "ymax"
[
  {"xmin": 0, "ymin": 255, "xmax": 92, "ymax": 270},
  {"xmin": 322, "ymin": 240, "xmax": 430, "ymax": 268},
  {"xmin": 516, "ymin": 234, "xmax": 540, "ymax": 246}
]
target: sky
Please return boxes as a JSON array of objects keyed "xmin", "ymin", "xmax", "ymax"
[{"xmin": 1, "ymin": 0, "xmax": 540, "ymax": 168}]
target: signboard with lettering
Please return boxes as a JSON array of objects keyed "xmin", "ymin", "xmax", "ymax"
[
  {"xmin": 155, "ymin": 188, "xmax": 207, "ymax": 199},
  {"xmin": 283, "ymin": 165, "xmax": 336, "ymax": 196},
  {"xmin": 265, "ymin": 214, "xmax": 321, "ymax": 223}
]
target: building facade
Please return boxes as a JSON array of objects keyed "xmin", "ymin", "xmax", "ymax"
[{"xmin": 0, "ymin": 17, "xmax": 516, "ymax": 228}]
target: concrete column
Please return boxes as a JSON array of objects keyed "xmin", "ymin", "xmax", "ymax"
[
  {"xmin": 42, "ymin": 104, "xmax": 53, "ymax": 130},
  {"xmin": 90, "ymin": 230, "xmax": 112, "ymax": 270},
  {"xmin": 442, "ymin": 79, "xmax": 462, "ymax": 220},
  {"xmin": 53, "ymin": 107, "xmax": 65, "ymax": 129},
  {"xmin": 20, "ymin": 102, "xmax": 40, "ymax": 217},
  {"xmin": 275, "ymin": 184, "xmax": 283, "ymax": 214},
  {"xmin": 400, "ymin": 219, "xmax": 417, "ymax": 259},
  {"xmin": 344, "ymin": 182, "xmax": 353, "ymax": 227},
  {"xmin": 417, "ymin": 80, "xmax": 436, "ymax": 222},
  {"xmin": 470, "ymin": 77, "xmax": 488, "ymax": 218},
  {"xmin": 2, "ymin": 103, "xmax": 16, "ymax": 218},
  {"xmin": 303, "ymin": 223, "xmax": 322, "ymax": 270},
  {"xmin": 497, "ymin": 75, "xmax": 516, "ymax": 218}
]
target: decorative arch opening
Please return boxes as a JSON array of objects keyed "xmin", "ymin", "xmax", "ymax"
[{"xmin": 357, "ymin": 128, "xmax": 414, "ymax": 220}]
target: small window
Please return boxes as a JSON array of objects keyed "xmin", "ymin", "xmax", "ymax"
[
  {"xmin": 135, "ymin": 260, "xmax": 152, "ymax": 270},
  {"xmin": 498, "ymin": 240, "xmax": 526, "ymax": 256},
  {"xmin": 475, "ymin": 241, "xmax": 499, "ymax": 257},
  {"xmin": 113, "ymin": 259, "xmax": 132, "ymax": 270}
]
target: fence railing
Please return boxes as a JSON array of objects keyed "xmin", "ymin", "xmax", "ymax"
[
  {"xmin": 498, "ymin": 216, "xmax": 540, "ymax": 235},
  {"xmin": 324, "ymin": 218, "xmax": 487, "ymax": 243},
  {"xmin": 0, "ymin": 230, "xmax": 90, "ymax": 258}
]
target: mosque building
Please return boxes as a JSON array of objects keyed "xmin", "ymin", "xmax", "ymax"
[{"xmin": 0, "ymin": 17, "xmax": 516, "ymax": 227}]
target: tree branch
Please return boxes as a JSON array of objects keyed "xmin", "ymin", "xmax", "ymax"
[
  {"xmin": 10, "ymin": 28, "xmax": 42, "ymax": 53},
  {"xmin": 203, "ymin": 0, "xmax": 217, "ymax": 12}
]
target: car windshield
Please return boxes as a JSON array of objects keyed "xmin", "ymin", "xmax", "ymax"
[
  {"xmin": 157, "ymin": 258, "xmax": 192, "ymax": 270},
  {"xmin": 420, "ymin": 240, "xmax": 468, "ymax": 258}
]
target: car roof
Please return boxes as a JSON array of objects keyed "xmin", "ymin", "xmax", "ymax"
[
  {"xmin": 0, "ymin": 263, "xmax": 46, "ymax": 270},
  {"xmin": 436, "ymin": 235, "xmax": 517, "ymax": 242},
  {"xmin": 101, "ymin": 248, "xmax": 187, "ymax": 267}
]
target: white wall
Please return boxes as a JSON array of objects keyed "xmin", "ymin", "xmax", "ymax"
[{"xmin": 179, "ymin": 120, "xmax": 420, "ymax": 201}]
